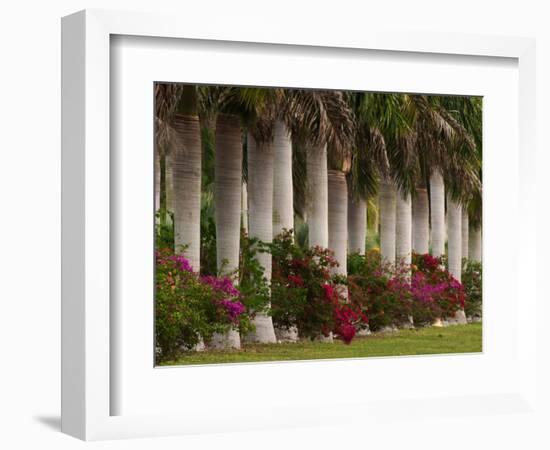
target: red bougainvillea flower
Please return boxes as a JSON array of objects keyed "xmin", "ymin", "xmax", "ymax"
[
  {"xmin": 340, "ymin": 323, "xmax": 356, "ymax": 344},
  {"xmin": 422, "ymin": 254, "xmax": 441, "ymax": 270},
  {"xmin": 288, "ymin": 274, "xmax": 305, "ymax": 287},
  {"xmin": 322, "ymin": 284, "xmax": 335, "ymax": 301}
]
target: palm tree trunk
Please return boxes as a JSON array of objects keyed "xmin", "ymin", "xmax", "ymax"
[
  {"xmin": 212, "ymin": 113, "xmax": 242, "ymax": 349},
  {"xmin": 246, "ymin": 133, "xmax": 277, "ymax": 343},
  {"xmin": 348, "ymin": 192, "xmax": 366, "ymax": 255},
  {"xmin": 157, "ymin": 148, "xmax": 167, "ymax": 226},
  {"xmin": 272, "ymin": 122, "xmax": 299, "ymax": 342},
  {"xmin": 396, "ymin": 190, "xmax": 412, "ymax": 265},
  {"xmin": 328, "ymin": 170, "xmax": 348, "ymax": 276},
  {"xmin": 272, "ymin": 120, "xmax": 294, "ymax": 238},
  {"xmin": 241, "ymin": 182, "xmax": 248, "ymax": 233},
  {"xmin": 166, "ymin": 151, "xmax": 174, "ymax": 219},
  {"xmin": 155, "ymin": 149, "xmax": 161, "ymax": 215},
  {"xmin": 469, "ymin": 226, "xmax": 482, "ymax": 262},
  {"xmin": 412, "ymin": 187, "xmax": 429, "ymax": 255},
  {"xmin": 461, "ymin": 209, "xmax": 469, "ymax": 259},
  {"xmin": 447, "ymin": 196, "xmax": 462, "ymax": 281},
  {"xmin": 172, "ymin": 113, "xmax": 201, "ymax": 271},
  {"xmin": 430, "ymin": 170, "xmax": 445, "ymax": 257},
  {"xmin": 379, "ymin": 180, "xmax": 396, "ymax": 264},
  {"xmin": 447, "ymin": 195, "xmax": 467, "ymax": 324},
  {"xmin": 306, "ymin": 144, "xmax": 329, "ymax": 248}
]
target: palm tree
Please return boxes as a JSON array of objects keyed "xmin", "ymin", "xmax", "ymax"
[
  {"xmin": 468, "ymin": 187, "xmax": 483, "ymax": 262},
  {"xmin": 436, "ymin": 96, "xmax": 481, "ymax": 324},
  {"xmin": 413, "ymin": 186, "xmax": 430, "ymax": 254},
  {"xmin": 350, "ymin": 93, "xmax": 411, "ymax": 264},
  {"xmin": 469, "ymin": 226, "xmax": 482, "ymax": 261},
  {"xmin": 438, "ymin": 95, "xmax": 482, "ymax": 280},
  {"xmin": 286, "ymin": 89, "xmax": 355, "ymax": 252},
  {"xmin": 306, "ymin": 144, "xmax": 329, "ymax": 248},
  {"xmin": 405, "ymin": 95, "xmax": 480, "ymax": 268},
  {"xmin": 328, "ymin": 169, "xmax": 348, "ymax": 276},
  {"xmin": 211, "ymin": 111, "xmax": 243, "ymax": 348},
  {"xmin": 245, "ymin": 129, "xmax": 277, "ymax": 343},
  {"xmin": 446, "ymin": 194, "xmax": 462, "ymax": 281},
  {"xmin": 346, "ymin": 94, "xmax": 389, "ymax": 257},
  {"xmin": 154, "ymin": 84, "xmax": 179, "ymax": 231},
  {"xmin": 326, "ymin": 125, "xmax": 353, "ymax": 276},
  {"xmin": 272, "ymin": 120, "xmax": 294, "ymax": 238},
  {"xmin": 378, "ymin": 180, "xmax": 397, "ymax": 264},
  {"xmin": 155, "ymin": 84, "xmax": 201, "ymax": 266},
  {"xmin": 396, "ymin": 189, "xmax": 412, "ymax": 265},
  {"xmin": 461, "ymin": 208, "xmax": 469, "ymax": 259},
  {"xmin": 241, "ymin": 181, "xmax": 248, "ymax": 233},
  {"xmin": 347, "ymin": 192, "xmax": 367, "ymax": 254},
  {"xmin": 429, "ymin": 169, "xmax": 445, "ymax": 257},
  {"xmin": 171, "ymin": 86, "xmax": 202, "ymax": 271}
]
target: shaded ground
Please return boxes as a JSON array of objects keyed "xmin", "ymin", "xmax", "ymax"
[{"xmin": 160, "ymin": 322, "xmax": 482, "ymax": 366}]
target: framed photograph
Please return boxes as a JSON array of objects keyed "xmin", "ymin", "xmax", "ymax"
[{"xmin": 61, "ymin": 9, "xmax": 537, "ymax": 441}]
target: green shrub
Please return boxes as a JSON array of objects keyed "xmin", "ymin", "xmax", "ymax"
[
  {"xmin": 462, "ymin": 258, "xmax": 482, "ymax": 318},
  {"xmin": 238, "ymin": 231, "xmax": 271, "ymax": 317},
  {"xmin": 155, "ymin": 210, "xmax": 174, "ymax": 250}
]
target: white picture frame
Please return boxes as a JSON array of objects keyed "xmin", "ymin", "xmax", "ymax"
[{"xmin": 61, "ymin": 9, "xmax": 537, "ymax": 441}]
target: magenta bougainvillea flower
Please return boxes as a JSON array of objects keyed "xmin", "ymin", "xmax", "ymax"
[
  {"xmin": 200, "ymin": 275, "xmax": 240, "ymax": 297},
  {"xmin": 217, "ymin": 299, "xmax": 246, "ymax": 322}
]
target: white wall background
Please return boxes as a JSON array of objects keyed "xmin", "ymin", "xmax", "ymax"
[{"xmin": 0, "ymin": 1, "xmax": 548, "ymax": 449}]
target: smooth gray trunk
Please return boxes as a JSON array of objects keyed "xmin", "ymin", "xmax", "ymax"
[
  {"xmin": 348, "ymin": 192, "xmax": 366, "ymax": 255},
  {"xmin": 172, "ymin": 114, "xmax": 202, "ymax": 271},
  {"xmin": 241, "ymin": 182, "xmax": 248, "ymax": 233},
  {"xmin": 213, "ymin": 114, "xmax": 243, "ymax": 349},
  {"xmin": 412, "ymin": 187, "xmax": 430, "ymax": 254},
  {"xmin": 272, "ymin": 122, "xmax": 299, "ymax": 342},
  {"xmin": 306, "ymin": 144, "xmax": 329, "ymax": 248},
  {"xmin": 430, "ymin": 171, "xmax": 445, "ymax": 257},
  {"xmin": 447, "ymin": 195, "xmax": 462, "ymax": 282},
  {"xmin": 272, "ymin": 120, "xmax": 294, "ymax": 238},
  {"xmin": 166, "ymin": 151, "xmax": 174, "ymax": 215},
  {"xmin": 328, "ymin": 170, "xmax": 348, "ymax": 276},
  {"xmin": 246, "ymin": 133, "xmax": 277, "ymax": 343},
  {"xmin": 396, "ymin": 190, "xmax": 412, "ymax": 265},
  {"xmin": 461, "ymin": 210, "xmax": 469, "ymax": 260},
  {"xmin": 155, "ymin": 150, "xmax": 160, "ymax": 213},
  {"xmin": 469, "ymin": 226, "xmax": 482, "ymax": 262},
  {"xmin": 447, "ymin": 196, "xmax": 467, "ymax": 324},
  {"xmin": 379, "ymin": 180, "xmax": 396, "ymax": 264}
]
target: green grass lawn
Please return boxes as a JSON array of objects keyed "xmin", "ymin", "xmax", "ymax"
[{"xmin": 160, "ymin": 322, "xmax": 482, "ymax": 366}]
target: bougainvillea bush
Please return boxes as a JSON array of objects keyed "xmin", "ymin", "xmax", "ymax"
[
  {"xmin": 411, "ymin": 253, "xmax": 464, "ymax": 324},
  {"xmin": 348, "ymin": 250, "xmax": 411, "ymax": 331},
  {"xmin": 268, "ymin": 230, "xmax": 368, "ymax": 344},
  {"xmin": 348, "ymin": 251, "xmax": 466, "ymax": 330},
  {"xmin": 155, "ymin": 248, "xmax": 251, "ymax": 362}
]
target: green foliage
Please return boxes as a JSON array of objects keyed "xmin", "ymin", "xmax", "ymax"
[
  {"xmin": 462, "ymin": 258, "xmax": 482, "ymax": 318},
  {"xmin": 238, "ymin": 232, "xmax": 271, "ymax": 317},
  {"xmin": 155, "ymin": 210, "xmax": 174, "ymax": 250},
  {"xmin": 200, "ymin": 212, "xmax": 217, "ymax": 276}
]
